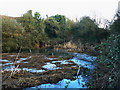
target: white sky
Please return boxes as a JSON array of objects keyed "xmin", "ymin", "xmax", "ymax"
[{"xmin": 0, "ymin": 0, "xmax": 119, "ymax": 21}]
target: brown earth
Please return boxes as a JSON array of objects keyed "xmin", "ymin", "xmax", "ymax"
[{"xmin": 1, "ymin": 53, "xmax": 87, "ymax": 89}]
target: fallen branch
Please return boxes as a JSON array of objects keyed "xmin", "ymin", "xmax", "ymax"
[{"xmin": 10, "ymin": 47, "xmax": 22, "ymax": 78}]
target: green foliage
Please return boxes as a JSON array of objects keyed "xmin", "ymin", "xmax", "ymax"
[
  {"xmin": 2, "ymin": 17, "xmax": 24, "ymax": 52},
  {"xmin": 52, "ymin": 14, "xmax": 66, "ymax": 30},
  {"xmin": 19, "ymin": 10, "xmax": 48, "ymax": 49},
  {"xmin": 62, "ymin": 19, "xmax": 75, "ymax": 40},
  {"xmin": 2, "ymin": 10, "xmax": 110, "ymax": 52},
  {"xmin": 110, "ymin": 18, "xmax": 120, "ymax": 34},
  {"xmin": 110, "ymin": 10, "xmax": 120, "ymax": 34},
  {"xmin": 73, "ymin": 16, "xmax": 109, "ymax": 44},
  {"xmin": 87, "ymin": 34, "xmax": 120, "ymax": 88},
  {"xmin": 44, "ymin": 18, "xmax": 60, "ymax": 38},
  {"xmin": 2, "ymin": 10, "xmax": 48, "ymax": 52},
  {"xmin": 20, "ymin": 10, "xmax": 35, "ymax": 32}
]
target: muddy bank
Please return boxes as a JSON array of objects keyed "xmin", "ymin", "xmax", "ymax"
[
  {"xmin": 1, "ymin": 51, "xmax": 96, "ymax": 89},
  {"xmin": 54, "ymin": 43, "xmax": 98, "ymax": 56},
  {"xmin": 2, "ymin": 68, "xmax": 79, "ymax": 88},
  {"xmin": 1, "ymin": 53, "xmax": 81, "ymax": 89}
]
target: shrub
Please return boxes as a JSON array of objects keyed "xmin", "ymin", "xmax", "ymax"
[{"xmin": 87, "ymin": 34, "xmax": 120, "ymax": 88}]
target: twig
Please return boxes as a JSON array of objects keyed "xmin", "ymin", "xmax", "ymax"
[
  {"xmin": 16, "ymin": 47, "xmax": 22, "ymax": 60},
  {"xmin": 10, "ymin": 47, "xmax": 22, "ymax": 78},
  {"xmin": 77, "ymin": 66, "xmax": 81, "ymax": 78}
]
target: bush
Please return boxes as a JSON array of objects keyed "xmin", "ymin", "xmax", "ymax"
[
  {"xmin": 73, "ymin": 16, "xmax": 109, "ymax": 44},
  {"xmin": 2, "ymin": 17, "xmax": 24, "ymax": 52},
  {"xmin": 87, "ymin": 34, "xmax": 120, "ymax": 88}
]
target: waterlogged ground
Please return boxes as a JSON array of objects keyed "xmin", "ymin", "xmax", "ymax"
[{"xmin": 1, "ymin": 49, "xmax": 96, "ymax": 89}]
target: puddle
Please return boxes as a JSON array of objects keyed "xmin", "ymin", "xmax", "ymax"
[
  {"xmin": 0, "ymin": 59, "xmax": 10, "ymax": 62},
  {"xmin": 28, "ymin": 56, "xmax": 32, "ymax": 59},
  {"xmin": 19, "ymin": 58, "xmax": 27, "ymax": 60},
  {"xmin": 72, "ymin": 65, "xmax": 77, "ymax": 67},
  {"xmin": 2, "ymin": 66, "xmax": 45, "ymax": 73},
  {"xmin": 43, "ymin": 62, "xmax": 61, "ymax": 70},
  {"xmin": 1, "ymin": 56, "xmax": 31, "ymax": 66},
  {"xmin": 25, "ymin": 75, "xmax": 87, "ymax": 89},
  {"xmin": 52, "ymin": 61, "xmax": 62, "ymax": 63},
  {"xmin": 16, "ymin": 60, "xmax": 23, "ymax": 63},
  {"xmin": 52, "ymin": 60, "xmax": 73, "ymax": 65},
  {"xmin": 2, "ymin": 65, "xmax": 20, "ymax": 71},
  {"xmin": 1, "ymin": 58, "xmax": 28, "ymax": 66},
  {"xmin": 71, "ymin": 53, "xmax": 97, "ymax": 69},
  {"xmin": 22, "ymin": 68, "xmax": 45, "ymax": 73},
  {"xmin": 1, "ymin": 55, "xmax": 32, "ymax": 71},
  {"xmin": 75, "ymin": 53, "xmax": 97, "ymax": 61},
  {"xmin": 1, "ymin": 59, "xmax": 14, "ymax": 66},
  {"xmin": 46, "ymin": 57, "xmax": 58, "ymax": 60},
  {"xmin": 61, "ymin": 60, "xmax": 73, "ymax": 64},
  {"xmin": 16, "ymin": 58, "xmax": 27, "ymax": 63},
  {"xmin": 2, "ymin": 62, "xmax": 14, "ymax": 66},
  {"xmin": 71, "ymin": 57, "xmax": 95, "ymax": 69}
]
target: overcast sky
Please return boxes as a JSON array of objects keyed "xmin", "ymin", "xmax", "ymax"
[{"xmin": 0, "ymin": 0, "xmax": 119, "ymax": 21}]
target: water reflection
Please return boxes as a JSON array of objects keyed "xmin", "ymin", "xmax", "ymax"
[{"xmin": 32, "ymin": 48, "xmax": 71, "ymax": 57}]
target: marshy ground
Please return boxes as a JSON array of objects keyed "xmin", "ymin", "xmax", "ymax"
[{"xmin": 1, "ymin": 51, "xmax": 96, "ymax": 89}]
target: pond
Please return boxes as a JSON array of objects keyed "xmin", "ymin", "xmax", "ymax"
[{"xmin": 1, "ymin": 48, "xmax": 97, "ymax": 89}]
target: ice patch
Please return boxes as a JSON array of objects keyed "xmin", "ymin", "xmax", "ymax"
[
  {"xmin": 22, "ymin": 68, "xmax": 45, "ymax": 73},
  {"xmin": 3, "ymin": 62, "xmax": 14, "ymax": 66},
  {"xmin": 28, "ymin": 75, "xmax": 86, "ymax": 88},
  {"xmin": 16, "ymin": 58, "xmax": 27, "ymax": 63},
  {"xmin": 47, "ymin": 58, "xmax": 58, "ymax": 60},
  {"xmin": 52, "ymin": 60, "xmax": 73, "ymax": 64},
  {"xmin": 43, "ymin": 62, "xmax": 61, "ymax": 70},
  {"xmin": 0, "ymin": 59, "xmax": 10, "ymax": 62},
  {"xmin": 75, "ymin": 53, "xmax": 97, "ymax": 61},
  {"xmin": 71, "ymin": 57, "xmax": 94, "ymax": 69}
]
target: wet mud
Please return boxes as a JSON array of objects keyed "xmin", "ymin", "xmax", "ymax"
[{"xmin": 1, "ymin": 53, "xmax": 81, "ymax": 89}]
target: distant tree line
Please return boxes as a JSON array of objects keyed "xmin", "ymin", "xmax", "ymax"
[{"xmin": 2, "ymin": 10, "xmax": 118, "ymax": 52}]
